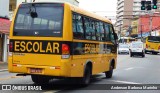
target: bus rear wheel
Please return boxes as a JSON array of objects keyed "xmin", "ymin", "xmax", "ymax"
[
  {"xmin": 105, "ymin": 65, "xmax": 113, "ymax": 78},
  {"xmin": 130, "ymin": 53, "xmax": 133, "ymax": 57},
  {"xmin": 79, "ymin": 66, "xmax": 91, "ymax": 86},
  {"xmin": 152, "ymin": 52, "xmax": 158, "ymax": 55},
  {"xmin": 31, "ymin": 75, "xmax": 50, "ymax": 84}
]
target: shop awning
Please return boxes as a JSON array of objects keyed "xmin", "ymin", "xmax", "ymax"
[{"xmin": 0, "ymin": 18, "xmax": 11, "ymax": 34}]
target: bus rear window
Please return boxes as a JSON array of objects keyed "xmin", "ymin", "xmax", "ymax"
[
  {"xmin": 148, "ymin": 36, "xmax": 160, "ymax": 42},
  {"xmin": 13, "ymin": 3, "xmax": 64, "ymax": 37}
]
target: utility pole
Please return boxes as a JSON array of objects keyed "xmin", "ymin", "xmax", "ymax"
[
  {"xmin": 141, "ymin": 24, "xmax": 142, "ymax": 39},
  {"xmin": 139, "ymin": 15, "xmax": 143, "ymax": 42},
  {"xmin": 119, "ymin": 24, "xmax": 122, "ymax": 38},
  {"xmin": 149, "ymin": 12, "xmax": 153, "ymax": 36}
]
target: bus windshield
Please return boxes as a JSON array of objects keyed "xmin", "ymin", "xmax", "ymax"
[
  {"xmin": 13, "ymin": 3, "xmax": 64, "ymax": 37},
  {"xmin": 148, "ymin": 36, "xmax": 160, "ymax": 43}
]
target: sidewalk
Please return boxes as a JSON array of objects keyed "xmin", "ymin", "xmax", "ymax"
[{"xmin": 0, "ymin": 61, "xmax": 8, "ymax": 72}]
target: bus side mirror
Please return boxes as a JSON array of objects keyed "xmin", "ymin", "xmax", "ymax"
[
  {"xmin": 114, "ymin": 33, "xmax": 118, "ymax": 40},
  {"xmin": 30, "ymin": 11, "xmax": 38, "ymax": 18}
]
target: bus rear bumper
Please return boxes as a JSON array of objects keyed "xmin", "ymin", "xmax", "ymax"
[
  {"xmin": 8, "ymin": 64, "xmax": 71, "ymax": 77},
  {"xmin": 145, "ymin": 49, "xmax": 160, "ymax": 53}
]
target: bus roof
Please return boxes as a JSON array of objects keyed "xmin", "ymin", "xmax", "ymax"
[
  {"xmin": 68, "ymin": 3, "xmax": 112, "ymax": 24},
  {"xmin": 22, "ymin": 2, "xmax": 112, "ymax": 24}
]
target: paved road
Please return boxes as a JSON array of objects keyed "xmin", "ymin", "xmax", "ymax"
[{"xmin": 0, "ymin": 54, "xmax": 160, "ymax": 93}]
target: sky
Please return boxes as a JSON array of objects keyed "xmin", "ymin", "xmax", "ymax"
[{"xmin": 77, "ymin": 0, "xmax": 117, "ymax": 23}]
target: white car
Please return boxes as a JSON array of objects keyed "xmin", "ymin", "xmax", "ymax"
[
  {"xmin": 130, "ymin": 41, "xmax": 145, "ymax": 57},
  {"xmin": 118, "ymin": 44, "xmax": 129, "ymax": 54}
]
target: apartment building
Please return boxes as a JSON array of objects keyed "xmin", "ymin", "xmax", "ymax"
[
  {"xmin": 116, "ymin": 0, "xmax": 146, "ymax": 37},
  {"xmin": 155, "ymin": 0, "xmax": 160, "ymax": 12},
  {"xmin": 0, "ymin": 0, "xmax": 10, "ymax": 62}
]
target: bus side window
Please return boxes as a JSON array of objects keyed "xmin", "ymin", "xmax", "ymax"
[
  {"xmin": 104, "ymin": 23, "xmax": 110, "ymax": 41},
  {"xmin": 72, "ymin": 13, "xmax": 84, "ymax": 39},
  {"xmin": 72, "ymin": 14, "xmax": 77, "ymax": 34},
  {"xmin": 90, "ymin": 19, "xmax": 96, "ymax": 40},
  {"xmin": 95, "ymin": 21, "xmax": 101, "ymax": 41},
  {"xmin": 99, "ymin": 22, "xmax": 105, "ymax": 41},
  {"xmin": 109, "ymin": 25, "xmax": 116, "ymax": 44},
  {"xmin": 84, "ymin": 17, "xmax": 91, "ymax": 40}
]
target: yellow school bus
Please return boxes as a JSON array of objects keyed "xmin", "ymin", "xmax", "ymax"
[
  {"xmin": 145, "ymin": 36, "xmax": 160, "ymax": 55},
  {"xmin": 8, "ymin": 2, "xmax": 118, "ymax": 85},
  {"xmin": 119, "ymin": 37, "xmax": 136, "ymax": 44}
]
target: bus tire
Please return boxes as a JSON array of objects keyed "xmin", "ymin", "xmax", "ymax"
[
  {"xmin": 142, "ymin": 54, "xmax": 145, "ymax": 58},
  {"xmin": 145, "ymin": 49, "xmax": 148, "ymax": 54},
  {"xmin": 152, "ymin": 52, "xmax": 158, "ymax": 55},
  {"xmin": 79, "ymin": 66, "xmax": 91, "ymax": 86},
  {"xmin": 31, "ymin": 75, "xmax": 50, "ymax": 84},
  {"xmin": 105, "ymin": 65, "xmax": 113, "ymax": 78},
  {"xmin": 130, "ymin": 53, "xmax": 132, "ymax": 57}
]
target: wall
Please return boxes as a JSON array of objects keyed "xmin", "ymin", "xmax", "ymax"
[
  {"xmin": 123, "ymin": 0, "xmax": 133, "ymax": 27},
  {"xmin": 0, "ymin": 0, "xmax": 9, "ymax": 17},
  {"xmin": 0, "ymin": 0, "xmax": 9, "ymax": 62},
  {"xmin": 138, "ymin": 14, "xmax": 160, "ymax": 34},
  {"xmin": 0, "ymin": 38, "xmax": 2, "ymax": 61},
  {"xmin": 131, "ymin": 19, "xmax": 138, "ymax": 35}
]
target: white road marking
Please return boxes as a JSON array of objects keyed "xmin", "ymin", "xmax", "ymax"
[
  {"xmin": 125, "ymin": 67, "xmax": 145, "ymax": 71},
  {"xmin": 108, "ymin": 80, "xmax": 141, "ymax": 84},
  {"xmin": 125, "ymin": 67, "xmax": 134, "ymax": 71}
]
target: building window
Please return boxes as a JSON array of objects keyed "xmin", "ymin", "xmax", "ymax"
[{"xmin": 9, "ymin": 5, "xmax": 12, "ymax": 11}]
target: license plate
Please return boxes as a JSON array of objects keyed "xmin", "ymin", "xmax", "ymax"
[
  {"xmin": 30, "ymin": 68, "xmax": 42, "ymax": 73},
  {"xmin": 132, "ymin": 50, "xmax": 136, "ymax": 52}
]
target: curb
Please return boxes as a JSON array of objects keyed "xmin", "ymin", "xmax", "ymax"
[{"xmin": 0, "ymin": 69, "xmax": 8, "ymax": 72}]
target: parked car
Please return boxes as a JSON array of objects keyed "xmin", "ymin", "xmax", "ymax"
[
  {"xmin": 130, "ymin": 41, "xmax": 145, "ymax": 57},
  {"xmin": 118, "ymin": 44, "xmax": 129, "ymax": 54}
]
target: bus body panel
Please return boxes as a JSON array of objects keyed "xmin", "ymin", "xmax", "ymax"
[
  {"xmin": 146, "ymin": 41, "xmax": 159, "ymax": 51},
  {"xmin": 70, "ymin": 40, "xmax": 117, "ymax": 76},
  {"xmin": 70, "ymin": 54, "xmax": 116, "ymax": 77},
  {"xmin": 8, "ymin": 3, "xmax": 73, "ymax": 77}
]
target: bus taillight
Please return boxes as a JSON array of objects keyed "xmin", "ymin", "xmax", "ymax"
[
  {"xmin": 62, "ymin": 44, "xmax": 70, "ymax": 59},
  {"xmin": 158, "ymin": 46, "xmax": 160, "ymax": 50},
  {"xmin": 146, "ymin": 44, "xmax": 148, "ymax": 48},
  {"xmin": 9, "ymin": 42, "xmax": 13, "ymax": 52}
]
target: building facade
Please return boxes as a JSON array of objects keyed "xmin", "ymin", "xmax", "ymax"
[
  {"xmin": 138, "ymin": 14, "xmax": 160, "ymax": 37},
  {"xmin": 131, "ymin": 19, "xmax": 138, "ymax": 37},
  {"xmin": 116, "ymin": 0, "xmax": 146, "ymax": 37},
  {"xmin": 0, "ymin": 0, "xmax": 9, "ymax": 18},
  {"xmin": 137, "ymin": 0, "xmax": 160, "ymax": 37},
  {"xmin": 0, "ymin": 0, "xmax": 10, "ymax": 62}
]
